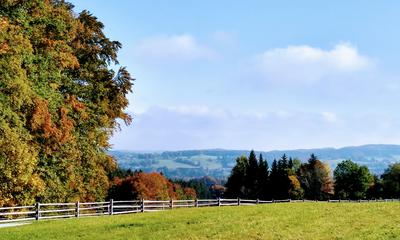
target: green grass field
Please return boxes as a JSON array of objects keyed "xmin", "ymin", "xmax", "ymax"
[{"xmin": 1, "ymin": 202, "xmax": 399, "ymax": 240}]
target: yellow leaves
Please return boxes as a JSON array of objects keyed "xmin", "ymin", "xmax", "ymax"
[
  {"xmin": 289, "ymin": 175, "xmax": 301, "ymax": 190},
  {"xmin": 28, "ymin": 173, "xmax": 45, "ymax": 195},
  {"xmin": 40, "ymin": 38, "xmax": 80, "ymax": 69},
  {"xmin": 0, "ymin": 124, "xmax": 42, "ymax": 206},
  {"xmin": 58, "ymin": 51, "xmax": 80, "ymax": 69},
  {"xmin": 49, "ymin": 83, "xmax": 59, "ymax": 90},
  {"xmin": 0, "ymin": 17, "xmax": 8, "ymax": 28}
]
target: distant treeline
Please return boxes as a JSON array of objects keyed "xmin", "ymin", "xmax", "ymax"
[
  {"xmin": 108, "ymin": 150, "xmax": 399, "ymax": 201},
  {"xmin": 224, "ymin": 151, "xmax": 400, "ymax": 200}
]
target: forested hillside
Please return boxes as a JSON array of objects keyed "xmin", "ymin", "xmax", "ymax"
[
  {"xmin": 110, "ymin": 144, "xmax": 400, "ymax": 179},
  {"xmin": 0, "ymin": 1, "xmax": 132, "ymax": 206}
]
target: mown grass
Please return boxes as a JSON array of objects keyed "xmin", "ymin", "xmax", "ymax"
[{"xmin": 1, "ymin": 202, "xmax": 399, "ymax": 240}]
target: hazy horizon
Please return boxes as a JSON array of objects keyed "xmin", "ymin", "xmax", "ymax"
[{"xmin": 110, "ymin": 143, "xmax": 400, "ymax": 153}]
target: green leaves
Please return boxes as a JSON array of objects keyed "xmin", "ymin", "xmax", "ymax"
[
  {"xmin": 0, "ymin": 0, "xmax": 132, "ymax": 205},
  {"xmin": 334, "ymin": 160, "xmax": 373, "ymax": 199}
]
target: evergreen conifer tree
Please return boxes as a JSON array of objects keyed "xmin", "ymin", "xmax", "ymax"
[
  {"xmin": 257, "ymin": 154, "xmax": 269, "ymax": 199},
  {"xmin": 225, "ymin": 156, "xmax": 249, "ymax": 198},
  {"xmin": 245, "ymin": 150, "xmax": 259, "ymax": 198}
]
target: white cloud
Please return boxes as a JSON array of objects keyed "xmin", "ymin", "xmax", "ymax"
[
  {"xmin": 321, "ymin": 112, "xmax": 338, "ymax": 123},
  {"xmin": 255, "ymin": 43, "xmax": 372, "ymax": 84},
  {"xmin": 134, "ymin": 34, "xmax": 217, "ymax": 63}
]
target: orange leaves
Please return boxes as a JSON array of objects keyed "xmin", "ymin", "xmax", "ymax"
[
  {"xmin": 133, "ymin": 172, "xmax": 171, "ymax": 200},
  {"xmin": 30, "ymin": 98, "xmax": 54, "ymax": 138},
  {"xmin": 112, "ymin": 172, "xmax": 197, "ymax": 200},
  {"xmin": 66, "ymin": 95, "xmax": 85, "ymax": 111},
  {"xmin": 58, "ymin": 107, "xmax": 74, "ymax": 144},
  {"xmin": 0, "ymin": 43, "xmax": 9, "ymax": 54},
  {"xmin": 0, "ymin": 18, "xmax": 11, "ymax": 55},
  {"xmin": 184, "ymin": 188, "xmax": 197, "ymax": 199},
  {"xmin": 30, "ymin": 98, "xmax": 75, "ymax": 145},
  {"xmin": 0, "ymin": 17, "xmax": 8, "ymax": 28}
]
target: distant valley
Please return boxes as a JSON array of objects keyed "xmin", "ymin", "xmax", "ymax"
[{"xmin": 109, "ymin": 144, "xmax": 400, "ymax": 179}]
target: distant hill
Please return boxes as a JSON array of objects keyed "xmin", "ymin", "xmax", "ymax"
[{"xmin": 109, "ymin": 144, "xmax": 400, "ymax": 179}]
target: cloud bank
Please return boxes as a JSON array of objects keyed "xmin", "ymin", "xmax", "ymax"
[
  {"xmin": 111, "ymin": 105, "xmax": 400, "ymax": 151},
  {"xmin": 254, "ymin": 43, "xmax": 372, "ymax": 84}
]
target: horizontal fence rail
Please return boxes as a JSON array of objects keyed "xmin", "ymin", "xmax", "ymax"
[{"xmin": 0, "ymin": 198, "xmax": 399, "ymax": 223}]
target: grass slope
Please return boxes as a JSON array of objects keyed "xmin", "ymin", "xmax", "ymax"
[{"xmin": 1, "ymin": 202, "xmax": 399, "ymax": 240}]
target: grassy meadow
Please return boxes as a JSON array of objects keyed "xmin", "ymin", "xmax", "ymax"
[{"xmin": 1, "ymin": 202, "xmax": 399, "ymax": 240}]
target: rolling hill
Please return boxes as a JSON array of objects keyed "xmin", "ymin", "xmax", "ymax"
[{"xmin": 109, "ymin": 144, "xmax": 400, "ymax": 179}]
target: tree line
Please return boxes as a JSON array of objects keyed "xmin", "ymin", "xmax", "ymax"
[
  {"xmin": 225, "ymin": 150, "xmax": 400, "ymax": 200},
  {"xmin": 108, "ymin": 151, "xmax": 400, "ymax": 201}
]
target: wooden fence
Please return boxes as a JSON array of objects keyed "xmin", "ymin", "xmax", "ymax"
[{"xmin": 0, "ymin": 198, "xmax": 399, "ymax": 223}]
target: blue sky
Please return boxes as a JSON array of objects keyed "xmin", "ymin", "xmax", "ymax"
[{"xmin": 70, "ymin": 1, "xmax": 400, "ymax": 151}]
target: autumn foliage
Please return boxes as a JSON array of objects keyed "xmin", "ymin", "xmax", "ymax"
[
  {"xmin": 0, "ymin": 1, "xmax": 133, "ymax": 206},
  {"xmin": 109, "ymin": 172, "xmax": 196, "ymax": 200}
]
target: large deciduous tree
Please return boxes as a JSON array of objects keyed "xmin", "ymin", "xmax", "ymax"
[
  {"xmin": 381, "ymin": 163, "xmax": 400, "ymax": 198},
  {"xmin": 0, "ymin": 0, "xmax": 133, "ymax": 206},
  {"xmin": 333, "ymin": 160, "xmax": 373, "ymax": 199}
]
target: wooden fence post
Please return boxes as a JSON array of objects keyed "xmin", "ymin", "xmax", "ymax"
[
  {"xmin": 170, "ymin": 199, "xmax": 173, "ymax": 209},
  {"xmin": 35, "ymin": 202, "xmax": 40, "ymax": 221},
  {"xmin": 109, "ymin": 199, "xmax": 114, "ymax": 215},
  {"xmin": 217, "ymin": 198, "xmax": 221, "ymax": 206},
  {"xmin": 141, "ymin": 198, "xmax": 144, "ymax": 212},
  {"xmin": 237, "ymin": 198, "xmax": 241, "ymax": 206},
  {"xmin": 195, "ymin": 198, "xmax": 198, "ymax": 207},
  {"xmin": 256, "ymin": 199, "xmax": 259, "ymax": 204},
  {"xmin": 75, "ymin": 201, "xmax": 80, "ymax": 218}
]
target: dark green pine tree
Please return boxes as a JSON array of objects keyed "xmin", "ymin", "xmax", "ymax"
[
  {"xmin": 257, "ymin": 154, "xmax": 269, "ymax": 199},
  {"xmin": 270, "ymin": 159, "xmax": 278, "ymax": 199},
  {"xmin": 246, "ymin": 150, "xmax": 259, "ymax": 198},
  {"xmin": 288, "ymin": 157, "xmax": 294, "ymax": 170},
  {"xmin": 275, "ymin": 154, "xmax": 291, "ymax": 199},
  {"xmin": 278, "ymin": 154, "xmax": 288, "ymax": 172},
  {"xmin": 225, "ymin": 156, "xmax": 249, "ymax": 198}
]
